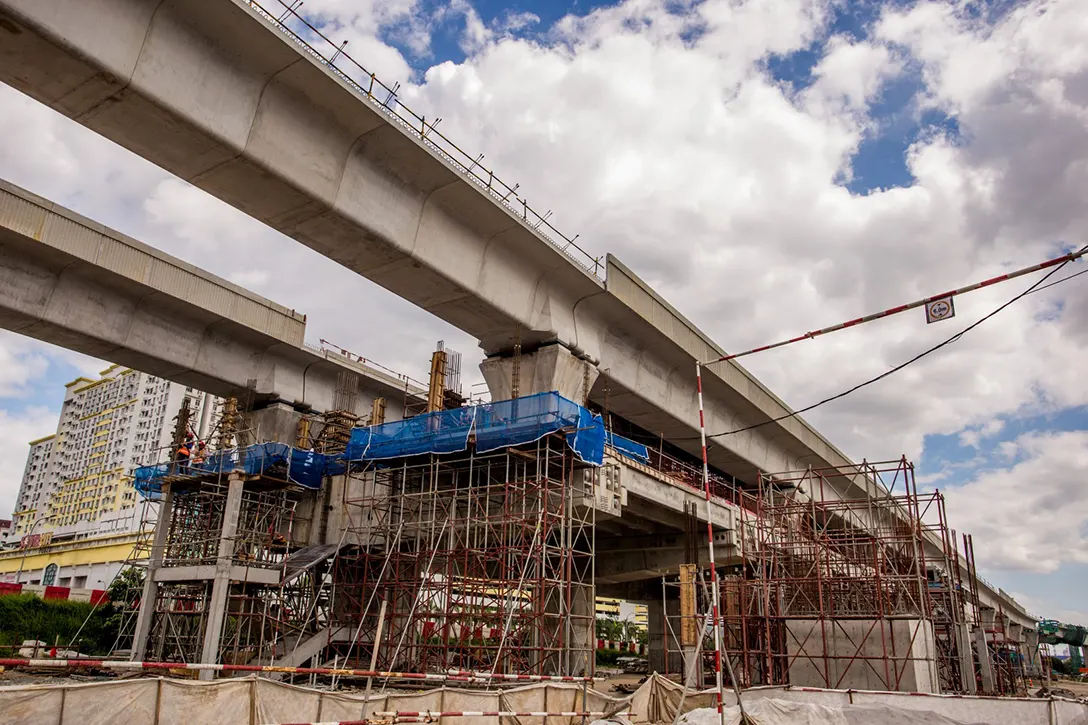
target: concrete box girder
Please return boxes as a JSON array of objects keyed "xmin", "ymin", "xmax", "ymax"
[
  {"xmin": 0, "ymin": 0, "xmax": 844, "ymax": 488},
  {"xmin": 0, "ymin": 178, "xmax": 420, "ymax": 414}
]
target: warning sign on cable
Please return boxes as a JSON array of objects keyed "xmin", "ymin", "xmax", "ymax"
[{"xmin": 925, "ymin": 296, "xmax": 955, "ymax": 324}]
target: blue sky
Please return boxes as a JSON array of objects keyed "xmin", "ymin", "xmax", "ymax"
[
  {"xmin": 2, "ymin": 0, "xmax": 1088, "ymax": 625},
  {"xmin": 5, "ymin": 359, "xmax": 94, "ymax": 417}
]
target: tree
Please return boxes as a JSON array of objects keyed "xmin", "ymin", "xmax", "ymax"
[
  {"xmin": 104, "ymin": 566, "xmax": 145, "ymax": 635},
  {"xmin": 596, "ymin": 617, "xmax": 624, "ymax": 641}
]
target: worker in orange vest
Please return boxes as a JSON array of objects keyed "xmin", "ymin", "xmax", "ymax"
[
  {"xmin": 175, "ymin": 437, "xmax": 192, "ymax": 468},
  {"xmin": 191, "ymin": 440, "xmax": 207, "ymax": 466}
]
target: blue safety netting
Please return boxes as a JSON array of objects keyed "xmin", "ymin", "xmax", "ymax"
[
  {"xmin": 135, "ymin": 393, "xmax": 608, "ymax": 500},
  {"xmin": 475, "ymin": 393, "xmax": 605, "ymax": 465},
  {"xmin": 606, "ymin": 432, "xmax": 650, "ymax": 463},
  {"xmin": 344, "ymin": 405, "xmax": 478, "ymax": 460},
  {"xmin": 133, "ymin": 442, "xmax": 333, "ymax": 499},
  {"xmin": 346, "ymin": 391, "xmax": 606, "ymax": 465}
]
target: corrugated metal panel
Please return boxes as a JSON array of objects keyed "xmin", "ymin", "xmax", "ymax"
[
  {"xmin": 651, "ymin": 299, "xmax": 674, "ymax": 340},
  {"xmin": 265, "ymin": 313, "xmax": 306, "ymax": 346},
  {"xmin": 282, "ymin": 315, "xmax": 304, "ymax": 348},
  {"xmin": 0, "ymin": 188, "xmax": 48, "ymax": 240},
  {"xmin": 229, "ymin": 295, "xmax": 272, "ymax": 333},
  {"xmin": 285, "ymin": 320, "xmax": 305, "ymax": 346},
  {"xmin": 147, "ymin": 260, "xmax": 196, "ymax": 300},
  {"xmin": 186, "ymin": 276, "xmax": 235, "ymax": 318},
  {"xmin": 38, "ymin": 214, "xmax": 102, "ymax": 262},
  {"xmin": 97, "ymin": 236, "xmax": 152, "ymax": 282}
]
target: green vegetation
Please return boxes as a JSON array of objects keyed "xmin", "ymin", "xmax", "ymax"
[
  {"xmin": 0, "ymin": 568, "xmax": 144, "ymax": 656},
  {"xmin": 595, "ymin": 617, "xmax": 648, "ymax": 644},
  {"xmin": 0, "ymin": 593, "xmax": 114, "ymax": 655},
  {"xmin": 596, "ymin": 647, "xmax": 626, "ymax": 667}
]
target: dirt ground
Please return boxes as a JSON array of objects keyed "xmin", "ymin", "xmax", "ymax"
[{"xmin": 1047, "ymin": 678, "xmax": 1088, "ymax": 697}]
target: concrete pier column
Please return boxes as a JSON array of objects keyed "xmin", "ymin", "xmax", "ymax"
[
  {"xmin": 246, "ymin": 402, "xmax": 305, "ymax": 445},
  {"xmin": 198, "ymin": 392, "xmax": 214, "ymax": 440},
  {"xmin": 973, "ymin": 627, "xmax": 996, "ymax": 694},
  {"xmin": 957, "ymin": 623, "xmax": 978, "ymax": 693},
  {"xmin": 131, "ymin": 485, "xmax": 173, "ymax": 661},
  {"xmin": 199, "ymin": 473, "xmax": 245, "ymax": 678},
  {"xmin": 1022, "ymin": 629, "xmax": 1042, "ymax": 679},
  {"xmin": 980, "ymin": 607, "xmax": 996, "ymax": 631},
  {"xmin": 647, "ymin": 597, "xmax": 681, "ymax": 675},
  {"xmin": 570, "ymin": 584, "xmax": 596, "ymax": 676},
  {"xmin": 480, "ymin": 344, "xmax": 598, "ymax": 402}
]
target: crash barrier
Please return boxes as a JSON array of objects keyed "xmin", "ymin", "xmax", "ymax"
[{"xmin": 597, "ymin": 641, "xmax": 646, "ymax": 655}]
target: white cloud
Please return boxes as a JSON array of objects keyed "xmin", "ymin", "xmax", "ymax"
[
  {"xmin": 228, "ymin": 270, "xmax": 272, "ymax": 289},
  {"xmin": 399, "ymin": 0, "xmax": 1088, "ymax": 473},
  {"xmin": 958, "ymin": 418, "xmax": 1006, "ymax": 448},
  {"xmin": 496, "ymin": 11, "xmax": 540, "ymax": 34},
  {"xmin": 299, "ymin": 0, "xmax": 427, "ymax": 76},
  {"xmin": 0, "ymin": 332, "xmax": 50, "ymax": 399},
  {"xmin": 446, "ymin": 0, "xmax": 492, "ymax": 55},
  {"xmin": 807, "ymin": 35, "xmax": 902, "ymax": 113},
  {"xmin": 945, "ymin": 430, "xmax": 1088, "ymax": 573},
  {"xmin": 0, "ymin": 332, "xmax": 75, "ymax": 517},
  {"xmin": 0, "ymin": 406, "xmax": 57, "ymax": 519},
  {"xmin": 1013, "ymin": 591, "xmax": 1088, "ymax": 629}
]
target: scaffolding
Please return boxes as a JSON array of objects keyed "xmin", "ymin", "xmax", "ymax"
[
  {"xmin": 728, "ymin": 459, "xmax": 969, "ymax": 692},
  {"xmin": 141, "ymin": 453, "xmax": 328, "ymax": 668},
  {"xmin": 105, "ymin": 497, "xmax": 160, "ymax": 655},
  {"xmin": 330, "ymin": 432, "xmax": 596, "ymax": 677},
  {"xmin": 961, "ymin": 533, "xmax": 1026, "ymax": 696},
  {"xmin": 661, "ymin": 458, "xmax": 972, "ymax": 694}
]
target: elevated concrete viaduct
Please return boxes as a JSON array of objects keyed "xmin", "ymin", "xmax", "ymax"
[
  {"xmin": 0, "ymin": 178, "xmax": 422, "ymax": 422},
  {"xmin": 0, "ymin": 2, "xmax": 1035, "ymax": 631},
  {"xmin": 0, "ymin": 0, "xmax": 857, "ymax": 490}
]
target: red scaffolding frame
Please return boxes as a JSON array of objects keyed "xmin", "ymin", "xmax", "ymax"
[
  {"xmin": 330, "ymin": 433, "xmax": 596, "ymax": 677},
  {"xmin": 729, "ymin": 458, "xmax": 970, "ymax": 692},
  {"xmin": 663, "ymin": 458, "xmax": 975, "ymax": 693}
]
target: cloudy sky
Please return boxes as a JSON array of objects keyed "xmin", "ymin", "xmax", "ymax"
[{"xmin": 2, "ymin": 0, "xmax": 1087, "ymax": 622}]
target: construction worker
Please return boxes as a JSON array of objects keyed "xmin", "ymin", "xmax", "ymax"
[
  {"xmin": 175, "ymin": 436, "xmax": 192, "ymax": 469},
  {"xmin": 191, "ymin": 440, "xmax": 208, "ymax": 466}
]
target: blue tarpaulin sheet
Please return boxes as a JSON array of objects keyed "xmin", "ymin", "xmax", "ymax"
[
  {"xmin": 606, "ymin": 432, "xmax": 650, "ymax": 463},
  {"xmin": 344, "ymin": 406, "xmax": 478, "ymax": 461},
  {"xmin": 346, "ymin": 391, "xmax": 606, "ymax": 465},
  {"xmin": 135, "ymin": 393, "xmax": 608, "ymax": 500},
  {"xmin": 133, "ymin": 442, "xmax": 332, "ymax": 499}
]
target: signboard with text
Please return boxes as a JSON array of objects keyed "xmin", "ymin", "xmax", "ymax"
[
  {"xmin": 925, "ymin": 296, "xmax": 956, "ymax": 324},
  {"xmin": 19, "ymin": 531, "xmax": 52, "ymax": 550}
]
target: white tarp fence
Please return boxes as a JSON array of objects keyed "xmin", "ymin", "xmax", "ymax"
[{"xmin": 1, "ymin": 672, "xmax": 1087, "ymax": 725}]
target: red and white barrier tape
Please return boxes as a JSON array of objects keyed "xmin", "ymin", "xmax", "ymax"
[
  {"xmin": 444, "ymin": 669, "xmax": 600, "ymax": 682},
  {"xmin": 269, "ymin": 713, "xmax": 632, "ymax": 725},
  {"xmin": 695, "ymin": 365, "xmax": 729, "ymax": 725},
  {"xmin": 374, "ymin": 711, "xmax": 630, "ymax": 718},
  {"xmin": 0, "ymin": 659, "xmax": 599, "ymax": 683},
  {"xmin": 706, "ymin": 246, "xmax": 1088, "ymax": 364}
]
